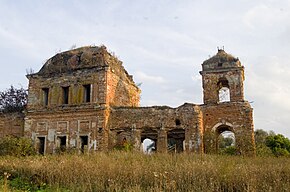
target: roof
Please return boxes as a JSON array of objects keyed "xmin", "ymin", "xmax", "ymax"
[
  {"xmin": 29, "ymin": 45, "xmax": 136, "ymax": 84},
  {"xmin": 36, "ymin": 46, "xmax": 109, "ymax": 75},
  {"xmin": 202, "ymin": 49, "xmax": 242, "ymax": 71}
]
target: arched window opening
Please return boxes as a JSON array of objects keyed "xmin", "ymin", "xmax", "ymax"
[
  {"xmin": 217, "ymin": 78, "xmax": 230, "ymax": 102},
  {"xmin": 167, "ymin": 129, "xmax": 185, "ymax": 153}
]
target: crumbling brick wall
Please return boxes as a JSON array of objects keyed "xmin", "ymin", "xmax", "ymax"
[
  {"xmin": 108, "ymin": 104, "xmax": 203, "ymax": 153},
  {"xmin": 0, "ymin": 112, "xmax": 24, "ymax": 138},
  {"xmin": 202, "ymin": 102, "xmax": 255, "ymax": 155},
  {"xmin": 24, "ymin": 46, "xmax": 140, "ymax": 154}
]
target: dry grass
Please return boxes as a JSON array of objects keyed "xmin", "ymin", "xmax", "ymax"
[{"xmin": 0, "ymin": 152, "xmax": 290, "ymax": 191}]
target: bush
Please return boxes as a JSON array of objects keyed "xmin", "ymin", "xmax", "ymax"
[
  {"xmin": 0, "ymin": 136, "xmax": 35, "ymax": 156},
  {"xmin": 219, "ymin": 146, "xmax": 237, "ymax": 155},
  {"xmin": 265, "ymin": 134, "xmax": 290, "ymax": 157}
]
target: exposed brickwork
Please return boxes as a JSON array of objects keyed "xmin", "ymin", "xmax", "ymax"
[
  {"xmin": 108, "ymin": 104, "xmax": 203, "ymax": 153},
  {"xmin": 24, "ymin": 46, "xmax": 141, "ymax": 154},
  {"xmin": 0, "ymin": 112, "xmax": 24, "ymax": 138},
  {"xmin": 0, "ymin": 46, "xmax": 255, "ymax": 155}
]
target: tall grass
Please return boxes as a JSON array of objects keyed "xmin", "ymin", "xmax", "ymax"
[{"xmin": 0, "ymin": 152, "xmax": 290, "ymax": 191}]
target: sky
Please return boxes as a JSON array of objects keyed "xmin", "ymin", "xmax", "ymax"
[{"xmin": 0, "ymin": 0, "xmax": 290, "ymax": 137}]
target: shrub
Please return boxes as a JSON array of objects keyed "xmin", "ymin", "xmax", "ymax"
[
  {"xmin": 0, "ymin": 136, "xmax": 35, "ymax": 156},
  {"xmin": 266, "ymin": 134, "xmax": 290, "ymax": 157},
  {"xmin": 219, "ymin": 146, "xmax": 237, "ymax": 155}
]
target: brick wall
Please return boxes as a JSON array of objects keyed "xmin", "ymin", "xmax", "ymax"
[{"xmin": 0, "ymin": 112, "xmax": 24, "ymax": 138}]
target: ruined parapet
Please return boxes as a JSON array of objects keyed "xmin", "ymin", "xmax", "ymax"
[{"xmin": 108, "ymin": 103, "xmax": 203, "ymax": 153}]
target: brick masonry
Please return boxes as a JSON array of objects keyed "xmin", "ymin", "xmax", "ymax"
[{"xmin": 0, "ymin": 46, "xmax": 255, "ymax": 155}]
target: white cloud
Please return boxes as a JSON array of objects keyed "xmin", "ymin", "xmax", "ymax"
[
  {"xmin": 134, "ymin": 71, "xmax": 166, "ymax": 84},
  {"xmin": 243, "ymin": 3, "xmax": 290, "ymax": 30}
]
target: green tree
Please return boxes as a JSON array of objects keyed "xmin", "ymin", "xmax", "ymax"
[
  {"xmin": 265, "ymin": 134, "xmax": 290, "ymax": 156},
  {"xmin": 254, "ymin": 129, "xmax": 273, "ymax": 156},
  {"xmin": 255, "ymin": 129, "xmax": 269, "ymax": 145},
  {"xmin": 0, "ymin": 86, "xmax": 27, "ymax": 113}
]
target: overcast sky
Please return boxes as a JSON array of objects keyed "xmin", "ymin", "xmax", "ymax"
[{"xmin": 0, "ymin": 0, "xmax": 290, "ymax": 137}]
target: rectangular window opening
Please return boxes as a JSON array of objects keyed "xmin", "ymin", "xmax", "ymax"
[
  {"xmin": 62, "ymin": 86, "xmax": 69, "ymax": 104},
  {"xmin": 42, "ymin": 88, "xmax": 49, "ymax": 106},
  {"xmin": 83, "ymin": 84, "xmax": 91, "ymax": 103},
  {"xmin": 57, "ymin": 136, "xmax": 67, "ymax": 151},
  {"xmin": 80, "ymin": 135, "xmax": 89, "ymax": 153},
  {"xmin": 37, "ymin": 137, "xmax": 45, "ymax": 155}
]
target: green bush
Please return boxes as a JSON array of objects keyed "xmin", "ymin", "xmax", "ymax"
[
  {"xmin": 265, "ymin": 134, "xmax": 290, "ymax": 157},
  {"xmin": 0, "ymin": 136, "xmax": 36, "ymax": 156},
  {"xmin": 219, "ymin": 146, "xmax": 237, "ymax": 155}
]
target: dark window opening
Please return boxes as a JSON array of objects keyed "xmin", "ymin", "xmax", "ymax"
[
  {"xmin": 80, "ymin": 136, "xmax": 88, "ymax": 153},
  {"xmin": 42, "ymin": 88, "xmax": 49, "ymax": 106},
  {"xmin": 57, "ymin": 136, "xmax": 66, "ymax": 151},
  {"xmin": 175, "ymin": 119, "xmax": 181, "ymax": 126},
  {"xmin": 62, "ymin": 86, "xmax": 69, "ymax": 104},
  {"xmin": 37, "ymin": 137, "xmax": 45, "ymax": 155},
  {"xmin": 218, "ymin": 62, "xmax": 223, "ymax": 67},
  {"xmin": 167, "ymin": 129, "xmax": 185, "ymax": 153},
  {"xmin": 83, "ymin": 84, "xmax": 91, "ymax": 103}
]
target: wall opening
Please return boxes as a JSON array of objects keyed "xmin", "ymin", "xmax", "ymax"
[
  {"xmin": 83, "ymin": 84, "xmax": 91, "ymax": 103},
  {"xmin": 62, "ymin": 86, "xmax": 69, "ymax": 104},
  {"xmin": 80, "ymin": 135, "xmax": 88, "ymax": 153},
  {"xmin": 36, "ymin": 137, "xmax": 45, "ymax": 155},
  {"xmin": 57, "ymin": 136, "xmax": 67, "ymax": 151},
  {"xmin": 42, "ymin": 88, "xmax": 49, "ymax": 106},
  {"xmin": 215, "ymin": 126, "xmax": 236, "ymax": 155},
  {"xmin": 141, "ymin": 129, "xmax": 158, "ymax": 153},
  {"xmin": 175, "ymin": 119, "xmax": 181, "ymax": 126},
  {"xmin": 167, "ymin": 129, "xmax": 185, "ymax": 153},
  {"xmin": 217, "ymin": 78, "xmax": 230, "ymax": 102},
  {"xmin": 142, "ymin": 138, "xmax": 156, "ymax": 153}
]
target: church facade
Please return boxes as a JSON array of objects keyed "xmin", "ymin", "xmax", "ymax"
[{"xmin": 6, "ymin": 45, "xmax": 255, "ymax": 155}]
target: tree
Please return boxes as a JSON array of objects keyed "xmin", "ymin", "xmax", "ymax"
[
  {"xmin": 255, "ymin": 129, "xmax": 269, "ymax": 145},
  {"xmin": 265, "ymin": 134, "xmax": 290, "ymax": 156},
  {"xmin": 0, "ymin": 86, "xmax": 27, "ymax": 113},
  {"xmin": 254, "ymin": 129, "xmax": 273, "ymax": 156}
]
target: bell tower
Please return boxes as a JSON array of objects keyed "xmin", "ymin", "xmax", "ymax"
[{"xmin": 200, "ymin": 49, "xmax": 245, "ymax": 104}]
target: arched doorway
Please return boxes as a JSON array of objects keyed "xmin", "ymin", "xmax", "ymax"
[
  {"xmin": 215, "ymin": 125, "xmax": 236, "ymax": 155},
  {"xmin": 141, "ymin": 128, "xmax": 158, "ymax": 153},
  {"xmin": 167, "ymin": 129, "xmax": 185, "ymax": 153}
]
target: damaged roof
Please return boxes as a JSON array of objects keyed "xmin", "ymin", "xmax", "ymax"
[
  {"xmin": 202, "ymin": 49, "xmax": 242, "ymax": 71},
  {"xmin": 36, "ymin": 46, "xmax": 109, "ymax": 75}
]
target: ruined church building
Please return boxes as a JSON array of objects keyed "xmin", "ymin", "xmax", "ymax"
[{"xmin": 2, "ymin": 45, "xmax": 256, "ymax": 155}]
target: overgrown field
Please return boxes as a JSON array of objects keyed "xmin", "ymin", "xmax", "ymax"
[{"xmin": 0, "ymin": 152, "xmax": 290, "ymax": 191}]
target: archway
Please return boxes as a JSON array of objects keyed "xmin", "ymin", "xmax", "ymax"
[
  {"xmin": 141, "ymin": 128, "xmax": 158, "ymax": 153},
  {"xmin": 215, "ymin": 125, "xmax": 236, "ymax": 155},
  {"xmin": 167, "ymin": 129, "xmax": 185, "ymax": 153}
]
